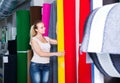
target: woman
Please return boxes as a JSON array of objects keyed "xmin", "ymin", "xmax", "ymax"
[{"xmin": 29, "ymin": 20, "xmax": 63, "ymax": 83}]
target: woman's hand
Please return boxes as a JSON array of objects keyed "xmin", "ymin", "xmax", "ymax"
[{"xmin": 56, "ymin": 52, "xmax": 64, "ymax": 56}]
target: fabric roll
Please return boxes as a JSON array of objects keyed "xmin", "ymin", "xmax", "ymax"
[
  {"xmin": 16, "ymin": 10, "xmax": 31, "ymax": 51},
  {"xmin": 110, "ymin": 54, "xmax": 120, "ymax": 74},
  {"xmin": 97, "ymin": 53, "xmax": 120, "ymax": 77},
  {"xmin": 80, "ymin": 8, "xmax": 99, "ymax": 53},
  {"xmin": 88, "ymin": 0, "xmax": 120, "ymax": 83},
  {"xmin": 42, "ymin": 3, "xmax": 51, "ymax": 36},
  {"xmin": 90, "ymin": 1, "xmax": 104, "ymax": 83},
  {"xmin": 89, "ymin": 53, "xmax": 120, "ymax": 77},
  {"xmin": 57, "ymin": 0, "xmax": 65, "ymax": 83},
  {"xmin": 89, "ymin": 53, "xmax": 111, "ymax": 76},
  {"xmin": 102, "ymin": 3, "xmax": 120, "ymax": 53},
  {"xmin": 17, "ymin": 53, "xmax": 27, "ymax": 83},
  {"xmin": 80, "ymin": 3, "xmax": 120, "ymax": 54},
  {"xmin": 48, "ymin": 1, "xmax": 58, "ymax": 83},
  {"xmin": 30, "ymin": 6, "xmax": 42, "ymax": 25},
  {"xmin": 16, "ymin": 10, "xmax": 30, "ymax": 83},
  {"xmin": 63, "ymin": 0, "xmax": 76, "ymax": 83},
  {"xmin": 29, "ymin": 6, "xmax": 42, "ymax": 83},
  {"xmin": 79, "ymin": 0, "xmax": 91, "ymax": 83},
  {"xmin": 88, "ymin": 3, "xmax": 116, "ymax": 53},
  {"xmin": 103, "ymin": 0, "xmax": 120, "ymax": 83}
]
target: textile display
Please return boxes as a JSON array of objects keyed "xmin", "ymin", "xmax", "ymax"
[
  {"xmin": 103, "ymin": 0, "xmax": 120, "ymax": 83},
  {"xmin": 81, "ymin": 2, "xmax": 120, "ymax": 78},
  {"xmin": 79, "ymin": 0, "xmax": 91, "ymax": 83},
  {"xmin": 63, "ymin": 0, "xmax": 76, "ymax": 83},
  {"xmin": 57, "ymin": 0, "xmax": 65, "ymax": 83},
  {"xmin": 16, "ymin": 10, "xmax": 30, "ymax": 83},
  {"xmin": 42, "ymin": 3, "xmax": 51, "ymax": 36},
  {"xmin": 90, "ymin": 1, "xmax": 104, "ymax": 83},
  {"xmin": 48, "ymin": 1, "xmax": 58, "ymax": 83},
  {"xmin": 81, "ymin": 3, "xmax": 120, "ymax": 54},
  {"xmin": 89, "ymin": 53, "xmax": 120, "ymax": 77}
]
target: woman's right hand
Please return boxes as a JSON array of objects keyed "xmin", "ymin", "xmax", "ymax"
[{"xmin": 56, "ymin": 52, "xmax": 64, "ymax": 56}]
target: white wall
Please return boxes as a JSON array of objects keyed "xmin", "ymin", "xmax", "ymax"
[
  {"xmin": 44, "ymin": 0, "xmax": 55, "ymax": 3},
  {"xmin": 30, "ymin": 0, "xmax": 55, "ymax": 6}
]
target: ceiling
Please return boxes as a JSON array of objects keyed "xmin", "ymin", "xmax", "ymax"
[{"xmin": 0, "ymin": 0, "xmax": 28, "ymax": 20}]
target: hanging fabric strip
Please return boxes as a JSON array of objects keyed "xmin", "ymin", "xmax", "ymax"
[
  {"xmin": 57, "ymin": 0, "xmax": 65, "ymax": 83},
  {"xmin": 79, "ymin": 0, "xmax": 91, "ymax": 83},
  {"xmin": 16, "ymin": 10, "xmax": 30, "ymax": 83},
  {"xmin": 48, "ymin": 1, "xmax": 58, "ymax": 83},
  {"xmin": 29, "ymin": 6, "xmax": 42, "ymax": 83},
  {"xmin": 30, "ymin": 6, "xmax": 42, "ymax": 25},
  {"xmin": 63, "ymin": 0, "xmax": 76, "ymax": 83},
  {"xmin": 42, "ymin": 3, "xmax": 51, "ymax": 36}
]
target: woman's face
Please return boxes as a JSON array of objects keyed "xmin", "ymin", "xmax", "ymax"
[{"xmin": 36, "ymin": 22, "xmax": 45, "ymax": 34}]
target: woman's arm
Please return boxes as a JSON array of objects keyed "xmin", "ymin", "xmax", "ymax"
[
  {"xmin": 48, "ymin": 37, "xmax": 57, "ymax": 45},
  {"xmin": 31, "ymin": 39, "xmax": 62, "ymax": 57}
]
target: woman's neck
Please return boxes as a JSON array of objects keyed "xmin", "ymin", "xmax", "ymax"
[
  {"xmin": 36, "ymin": 34, "xmax": 43, "ymax": 38},
  {"xmin": 35, "ymin": 34, "xmax": 47, "ymax": 43}
]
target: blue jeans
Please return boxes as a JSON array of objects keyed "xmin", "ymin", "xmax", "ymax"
[{"xmin": 30, "ymin": 62, "xmax": 50, "ymax": 83}]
